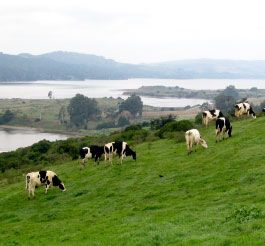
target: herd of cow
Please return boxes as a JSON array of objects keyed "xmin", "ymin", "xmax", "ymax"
[
  {"xmin": 25, "ymin": 102, "xmax": 265, "ymax": 200},
  {"xmin": 25, "ymin": 141, "xmax": 136, "ymax": 199}
]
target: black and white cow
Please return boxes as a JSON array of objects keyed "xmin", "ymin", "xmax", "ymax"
[
  {"xmin": 262, "ymin": 108, "xmax": 265, "ymax": 113},
  {"xmin": 79, "ymin": 145, "xmax": 104, "ymax": 168},
  {"xmin": 26, "ymin": 171, "xmax": 66, "ymax": 199},
  {"xmin": 234, "ymin": 103, "xmax": 256, "ymax": 119},
  {"xmin": 104, "ymin": 141, "xmax": 136, "ymax": 165},
  {"xmin": 216, "ymin": 117, "xmax": 232, "ymax": 142},
  {"xmin": 202, "ymin": 109, "xmax": 224, "ymax": 127}
]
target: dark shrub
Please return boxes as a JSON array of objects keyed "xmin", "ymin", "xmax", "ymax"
[
  {"xmin": 125, "ymin": 124, "xmax": 142, "ymax": 132},
  {"xmin": 113, "ymin": 129, "xmax": 149, "ymax": 143},
  {"xmin": 195, "ymin": 113, "xmax": 202, "ymax": 124},
  {"xmin": 96, "ymin": 122, "xmax": 116, "ymax": 130},
  {"xmin": 117, "ymin": 117, "xmax": 130, "ymax": 127},
  {"xmin": 156, "ymin": 120, "xmax": 193, "ymax": 138},
  {"xmin": 150, "ymin": 115, "xmax": 176, "ymax": 130},
  {"xmin": 31, "ymin": 140, "xmax": 51, "ymax": 154},
  {"xmin": 141, "ymin": 121, "xmax": 150, "ymax": 127},
  {"xmin": 0, "ymin": 110, "xmax": 14, "ymax": 124}
]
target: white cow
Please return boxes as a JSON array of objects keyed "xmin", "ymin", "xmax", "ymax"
[
  {"xmin": 26, "ymin": 170, "xmax": 66, "ymax": 199},
  {"xmin": 234, "ymin": 103, "xmax": 256, "ymax": 119},
  {"xmin": 185, "ymin": 129, "xmax": 208, "ymax": 155}
]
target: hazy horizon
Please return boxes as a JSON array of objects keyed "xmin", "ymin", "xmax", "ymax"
[{"xmin": 1, "ymin": 0, "xmax": 265, "ymax": 64}]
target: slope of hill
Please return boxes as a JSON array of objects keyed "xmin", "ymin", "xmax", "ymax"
[
  {"xmin": 1, "ymin": 51, "xmax": 265, "ymax": 81},
  {"xmin": 1, "ymin": 117, "xmax": 265, "ymax": 245}
]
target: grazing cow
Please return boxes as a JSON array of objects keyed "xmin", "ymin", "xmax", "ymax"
[
  {"xmin": 26, "ymin": 171, "xmax": 66, "ymax": 199},
  {"xmin": 262, "ymin": 108, "xmax": 265, "ymax": 113},
  {"xmin": 234, "ymin": 103, "xmax": 256, "ymax": 118},
  {"xmin": 79, "ymin": 145, "xmax": 104, "ymax": 168},
  {"xmin": 202, "ymin": 109, "xmax": 224, "ymax": 127},
  {"xmin": 185, "ymin": 129, "xmax": 208, "ymax": 155},
  {"xmin": 216, "ymin": 117, "xmax": 232, "ymax": 142},
  {"xmin": 104, "ymin": 141, "xmax": 136, "ymax": 165}
]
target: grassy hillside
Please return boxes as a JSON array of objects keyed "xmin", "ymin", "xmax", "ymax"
[{"xmin": 1, "ymin": 117, "xmax": 265, "ymax": 245}]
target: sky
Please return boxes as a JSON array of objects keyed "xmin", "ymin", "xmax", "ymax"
[{"xmin": 1, "ymin": 0, "xmax": 265, "ymax": 63}]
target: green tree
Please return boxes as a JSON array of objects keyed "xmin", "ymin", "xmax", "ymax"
[
  {"xmin": 1, "ymin": 110, "xmax": 14, "ymax": 124},
  {"xmin": 58, "ymin": 106, "xmax": 66, "ymax": 124},
  {"xmin": 117, "ymin": 117, "xmax": 130, "ymax": 127},
  {"xmin": 223, "ymin": 85, "xmax": 239, "ymax": 99},
  {"xmin": 67, "ymin": 94, "xmax": 100, "ymax": 127},
  {"xmin": 119, "ymin": 95, "xmax": 143, "ymax": 117},
  {"xmin": 215, "ymin": 94, "xmax": 236, "ymax": 114},
  {"xmin": 48, "ymin": 91, "xmax": 53, "ymax": 99}
]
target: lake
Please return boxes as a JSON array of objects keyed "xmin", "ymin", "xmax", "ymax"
[
  {"xmin": 1, "ymin": 78, "xmax": 264, "ymax": 107},
  {"xmin": 0, "ymin": 127, "xmax": 71, "ymax": 153},
  {"xmin": 0, "ymin": 78, "xmax": 264, "ymax": 152}
]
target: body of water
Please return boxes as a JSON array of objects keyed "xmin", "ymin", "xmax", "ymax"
[
  {"xmin": 0, "ymin": 127, "xmax": 71, "ymax": 153},
  {"xmin": 0, "ymin": 78, "xmax": 264, "ymax": 152},
  {"xmin": 1, "ymin": 78, "xmax": 264, "ymax": 107}
]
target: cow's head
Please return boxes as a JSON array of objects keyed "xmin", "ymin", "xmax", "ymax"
[
  {"xmin": 59, "ymin": 182, "xmax": 66, "ymax": 192},
  {"xmin": 249, "ymin": 107, "xmax": 256, "ymax": 119},
  {"xmin": 228, "ymin": 126, "xmax": 232, "ymax": 137},
  {"xmin": 199, "ymin": 137, "xmax": 208, "ymax": 149},
  {"xmin": 234, "ymin": 105, "xmax": 240, "ymax": 110},
  {"xmin": 132, "ymin": 151, "xmax": 136, "ymax": 161}
]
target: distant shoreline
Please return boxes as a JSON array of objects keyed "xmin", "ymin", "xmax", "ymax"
[{"xmin": 0, "ymin": 125, "xmax": 81, "ymax": 136}]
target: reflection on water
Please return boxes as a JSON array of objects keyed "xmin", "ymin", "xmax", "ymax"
[{"xmin": 0, "ymin": 128, "xmax": 71, "ymax": 153}]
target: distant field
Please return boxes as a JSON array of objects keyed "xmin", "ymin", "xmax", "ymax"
[
  {"xmin": 0, "ymin": 98, "xmax": 198, "ymax": 134},
  {"xmin": 1, "ymin": 116, "xmax": 265, "ymax": 245},
  {"xmin": 0, "ymin": 98, "xmax": 120, "ymax": 133}
]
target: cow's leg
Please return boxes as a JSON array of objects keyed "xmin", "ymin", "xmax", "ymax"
[
  {"xmin": 189, "ymin": 143, "xmax": 193, "ymax": 154},
  {"xmin": 31, "ymin": 186, "xmax": 35, "ymax": 199},
  {"xmin": 27, "ymin": 185, "xmax": 31, "ymax": 200},
  {"xmin": 45, "ymin": 184, "xmax": 51, "ymax": 194},
  {"xmin": 104, "ymin": 153, "xmax": 107, "ymax": 167},
  {"xmin": 216, "ymin": 130, "xmax": 219, "ymax": 143},
  {"xmin": 195, "ymin": 143, "xmax": 198, "ymax": 152},
  {"xmin": 186, "ymin": 142, "xmax": 190, "ymax": 155}
]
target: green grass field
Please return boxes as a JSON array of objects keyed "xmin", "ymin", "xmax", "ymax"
[{"xmin": 1, "ymin": 117, "xmax": 265, "ymax": 245}]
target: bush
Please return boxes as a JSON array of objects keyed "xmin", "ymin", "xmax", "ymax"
[
  {"xmin": 141, "ymin": 121, "xmax": 150, "ymax": 127},
  {"xmin": 31, "ymin": 140, "xmax": 51, "ymax": 154},
  {"xmin": 150, "ymin": 115, "xmax": 176, "ymax": 130},
  {"xmin": 0, "ymin": 110, "xmax": 14, "ymax": 124},
  {"xmin": 156, "ymin": 120, "xmax": 193, "ymax": 138},
  {"xmin": 113, "ymin": 129, "xmax": 149, "ymax": 143},
  {"xmin": 96, "ymin": 122, "xmax": 116, "ymax": 130},
  {"xmin": 124, "ymin": 124, "xmax": 142, "ymax": 132},
  {"xmin": 194, "ymin": 113, "xmax": 202, "ymax": 124},
  {"xmin": 117, "ymin": 117, "xmax": 130, "ymax": 127}
]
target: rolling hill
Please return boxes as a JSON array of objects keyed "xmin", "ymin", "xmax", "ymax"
[
  {"xmin": 1, "ymin": 116, "xmax": 265, "ymax": 245},
  {"xmin": 1, "ymin": 51, "xmax": 265, "ymax": 81}
]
